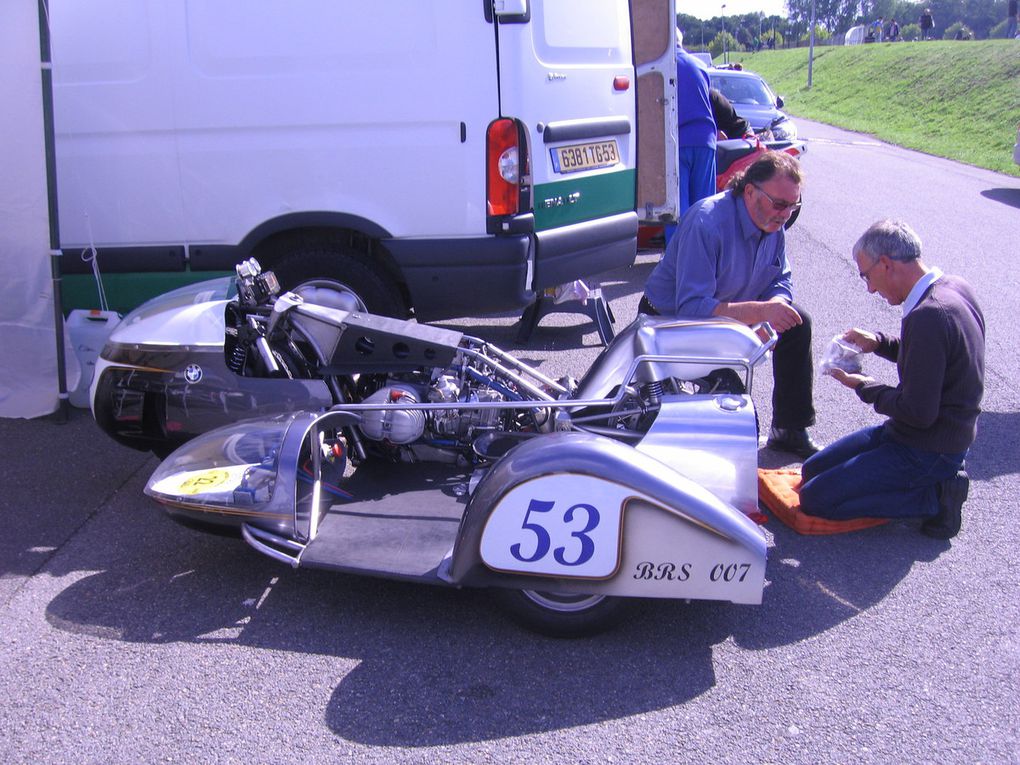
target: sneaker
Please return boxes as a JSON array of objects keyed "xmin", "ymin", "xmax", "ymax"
[
  {"xmin": 922, "ymin": 470, "xmax": 969, "ymax": 540},
  {"xmin": 766, "ymin": 426, "xmax": 822, "ymax": 459}
]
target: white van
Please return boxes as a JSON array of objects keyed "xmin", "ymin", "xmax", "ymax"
[{"xmin": 50, "ymin": 0, "xmax": 678, "ymax": 320}]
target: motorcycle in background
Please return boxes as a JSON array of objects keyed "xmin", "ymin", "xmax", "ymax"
[{"xmin": 637, "ymin": 124, "xmax": 806, "ymax": 249}]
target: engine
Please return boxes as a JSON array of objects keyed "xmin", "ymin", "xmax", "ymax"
[{"xmin": 354, "ymin": 365, "xmax": 537, "ymax": 465}]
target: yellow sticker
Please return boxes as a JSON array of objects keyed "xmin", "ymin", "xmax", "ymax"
[{"xmin": 176, "ymin": 469, "xmax": 234, "ymax": 495}]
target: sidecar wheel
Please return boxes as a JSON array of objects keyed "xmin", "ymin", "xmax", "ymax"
[{"xmin": 494, "ymin": 589, "xmax": 629, "ymax": 638}]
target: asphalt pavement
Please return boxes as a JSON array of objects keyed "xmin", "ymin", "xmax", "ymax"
[{"xmin": 1, "ymin": 119, "xmax": 1018, "ymax": 764}]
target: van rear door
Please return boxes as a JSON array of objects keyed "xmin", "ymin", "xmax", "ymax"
[
  {"xmin": 492, "ymin": 0, "xmax": 676, "ymax": 289},
  {"xmin": 633, "ymin": 0, "xmax": 680, "ymax": 225},
  {"xmin": 492, "ymin": 0, "xmax": 634, "ymax": 290}
]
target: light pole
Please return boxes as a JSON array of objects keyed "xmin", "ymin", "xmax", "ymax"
[
  {"xmin": 721, "ymin": 4, "xmax": 727, "ymax": 63},
  {"xmin": 807, "ymin": 0, "xmax": 817, "ymax": 88}
]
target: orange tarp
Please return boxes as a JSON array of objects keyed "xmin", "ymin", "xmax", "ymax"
[{"xmin": 757, "ymin": 468, "xmax": 889, "ymax": 535}]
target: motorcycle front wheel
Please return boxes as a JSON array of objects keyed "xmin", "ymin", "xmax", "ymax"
[{"xmin": 493, "ymin": 588, "xmax": 630, "ymax": 638}]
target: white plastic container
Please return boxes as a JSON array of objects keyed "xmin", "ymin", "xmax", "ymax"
[{"xmin": 66, "ymin": 309, "xmax": 120, "ymax": 408}]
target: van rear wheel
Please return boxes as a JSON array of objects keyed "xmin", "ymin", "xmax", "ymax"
[{"xmin": 271, "ymin": 245, "xmax": 407, "ymax": 318}]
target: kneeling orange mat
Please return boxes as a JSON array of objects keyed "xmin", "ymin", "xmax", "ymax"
[{"xmin": 757, "ymin": 468, "xmax": 889, "ymax": 535}]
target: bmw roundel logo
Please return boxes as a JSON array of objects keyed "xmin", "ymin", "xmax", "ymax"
[{"xmin": 184, "ymin": 364, "xmax": 203, "ymax": 384}]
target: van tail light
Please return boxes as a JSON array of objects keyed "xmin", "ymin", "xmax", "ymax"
[{"xmin": 486, "ymin": 118, "xmax": 530, "ymax": 225}]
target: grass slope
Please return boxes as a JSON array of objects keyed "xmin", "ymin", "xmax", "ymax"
[{"xmin": 727, "ymin": 40, "xmax": 1020, "ymax": 176}]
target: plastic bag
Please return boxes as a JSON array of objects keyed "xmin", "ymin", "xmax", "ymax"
[
  {"xmin": 819, "ymin": 335, "xmax": 863, "ymax": 375},
  {"xmin": 552, "ymin": 279, "xmax": 594, "ymax": 304}
]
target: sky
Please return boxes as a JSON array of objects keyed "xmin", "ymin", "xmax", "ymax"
[{"xmin": 679, "ymin": 0, "xmax": 788, "ymax": 21}]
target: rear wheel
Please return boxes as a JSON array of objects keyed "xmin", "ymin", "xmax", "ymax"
[
  {"xmin": 269, "ymin": 243, "xmax": 407, "ymax": 318},
  {"xmin": 494, "ymin": 588, "xmax": 629, "ymax": 638}
]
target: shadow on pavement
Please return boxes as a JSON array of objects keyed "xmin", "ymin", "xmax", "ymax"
[
  {"xmin": 0, "ymin": 409, "xmax": 153, "ymax": 586},
  {"xmin": 966, "ymin": 410, "xmax": 1020, "ymax": 482},
  {"xmin": 39, "ymin": 464, "xmax": 935, "ymax": 745},
  {"xmin": 979, "ymin": 187, "xmax": 1020, "ymax": 209}
]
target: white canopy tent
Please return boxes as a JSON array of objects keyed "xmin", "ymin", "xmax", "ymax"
[{"xmin": 0, "ymin": 0, "xmax": 79, "ymax": 418}]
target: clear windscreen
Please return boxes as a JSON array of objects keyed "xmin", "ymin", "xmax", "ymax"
[{"xmin": 145, "ymin": 414, "xmax": 300, "ymax": 509}]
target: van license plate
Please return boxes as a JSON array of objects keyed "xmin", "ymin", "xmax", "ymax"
[{"xmin": 551, "ymin": 140, "xmax": 619, "ymax": 174}]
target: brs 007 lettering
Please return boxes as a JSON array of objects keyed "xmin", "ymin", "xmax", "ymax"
[{"xmin": 633, "ymin": 561, "xmax": 752, "ymax": 583}]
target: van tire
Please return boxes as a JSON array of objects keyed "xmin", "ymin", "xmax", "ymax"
[{"xmin": 271, "ymin": 246, "xmax": 407, "ymax": 318}]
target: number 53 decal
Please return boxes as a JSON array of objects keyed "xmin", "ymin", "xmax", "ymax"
[{"xmin": 479, "ymin": 474, "xmax": 629, "ymax": 578}]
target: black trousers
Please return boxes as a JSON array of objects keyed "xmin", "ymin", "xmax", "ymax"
[
  {"xmin": 772, "ymin": 302, "xmax": 815, "ymax": 429},
  {"xmin": 637, "ymin": 295, "xmax": 816, "ymax": 429}
]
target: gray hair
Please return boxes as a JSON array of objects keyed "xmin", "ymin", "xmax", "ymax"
[{"xmin": 853, "ymin": 220, "xmax": 922, "ymax": 263}]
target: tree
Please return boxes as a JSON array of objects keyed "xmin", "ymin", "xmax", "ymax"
[
  {"xmin": 787, "ymin": 0, "xmax": 860, "ymax": 37},
  {"xmin": 708, "ymin": 31, "xmax": 739, "ymax": 60}
]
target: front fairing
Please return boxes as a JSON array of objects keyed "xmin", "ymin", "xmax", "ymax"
[
  {"xmin": 145, "ymin": 412, "xmax": 319, "ymax": 534},
  {"xmin": 116, "ymin": 277, "xmax": 235, "ymax": 333}
]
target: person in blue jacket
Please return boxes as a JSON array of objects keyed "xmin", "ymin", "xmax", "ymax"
[
  {"xmin": 640, "ymin": 151, "xmax": 821, "ymax": 459},
  {"xmin": 666, "ymin": 29, "xmax": 717, "ymax": 244}
]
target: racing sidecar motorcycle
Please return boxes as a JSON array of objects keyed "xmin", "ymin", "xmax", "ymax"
[{"xmin": 144, "ymin": 260, "xmax": 777, "ymax": 636}]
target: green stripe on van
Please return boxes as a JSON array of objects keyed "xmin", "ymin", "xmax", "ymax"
[
  {"xmin": 60, "ymin": 272, "xmax": 232, "ymax": 316},
  {"xmin": 533, "ymin": 168, "xmax": 635, "ymax": 231}
]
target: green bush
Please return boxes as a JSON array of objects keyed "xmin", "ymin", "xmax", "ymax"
[
  {"xmin": 798, "ymin": 25, "xmax": 830, "ymax": 46},
  {"xmin": 944, "ymin": 22, "xmax": 973, "ymax": 40},
  {"xmin": 901, "ymin": 23, "xmax": 921, "ymax": 41},
  {"xmin": 989, "ymin": 20, "xmax": 1011, "ymax": 39},
  {"xmin": 709, "ymin": 31, "xmax": 739, "ymax": 59}
]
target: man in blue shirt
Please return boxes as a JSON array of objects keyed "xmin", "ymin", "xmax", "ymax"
[
  {"xmin": 667, "ymin": 29, "xmax": 717, "ymax": 244},
  {"xmin": 640, "ymin": 151, "xmax": 820, "ymax": 458}
]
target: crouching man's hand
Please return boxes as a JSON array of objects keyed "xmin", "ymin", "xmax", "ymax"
[
  {"xmin": 828, "ymin": 368, "xmax": 874, "ymax": 389},
  {"xmin": 843, "ymin": 328, "xmax": 879, "ymax": 354}
]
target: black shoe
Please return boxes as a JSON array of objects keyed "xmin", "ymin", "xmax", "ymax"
[
  {"xmin": 922, "ymin": 470, "xmax": 969, "ymax": 539},
  {"xmin": 766, "ymin": 426, "xmax": 821, "ymax": 459}
]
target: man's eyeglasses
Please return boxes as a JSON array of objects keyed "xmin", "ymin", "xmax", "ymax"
[
  {"xmin": 859, "ymin": 259, "xmax": 882, "ymax": 283},
  {"xmin": 753, "ymin": 183, "xmax": 802, "ymax": 212}
]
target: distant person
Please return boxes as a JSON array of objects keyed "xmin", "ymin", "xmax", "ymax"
[
  {"xmin": 640, "ymin": 152, "xmax": 822, "ymax": 459},
  {"xmin": 1007, "ymin": 0, "xmax": 1017, "ymax": 39},
  {"xmin": 887, "ymin": 18, "xmax": 901, "ymax": 41},
  {"xmin": 870, "ymin": 17, "xmax": 885, "ymax": 41},
  {"xmin": 799, "ymin": 220, "xmax": 985, "ymax": 539},
  {"xmin": 767, "ymin": 35, "xmax": 776, "ymax": 49},
  {"xmin": 919, "ymin": 8, "xmax": 935, "ymax": 39},
  {"xmin": 665, "ymin": 29, "xmax": 717, "ymax": 244}
]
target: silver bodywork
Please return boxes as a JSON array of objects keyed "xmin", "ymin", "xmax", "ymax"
[{"xmin": 145, "ymin": 277, "xmax": 776, "ymax": 609}]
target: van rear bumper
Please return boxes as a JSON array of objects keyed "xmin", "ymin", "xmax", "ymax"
[
  {"xmin": 385, "ymin": 211, "xmax": 637, "ymax": 321},
  {"xmin": 533, "ymin": 211, "xmax": 637, "ymax": 290}
]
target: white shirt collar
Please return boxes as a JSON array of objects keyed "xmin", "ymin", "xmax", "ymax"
[{"xmin": 902, "ymin": 267, "xmax": 943, "ymax": 317}]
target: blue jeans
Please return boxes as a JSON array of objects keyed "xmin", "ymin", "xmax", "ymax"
[
  {"xmin": 799, "ymin": 425, "xmax": 966, "ymax": 520},
  {"xmin": 665, "ymin": 146, "xmax": 717, "ymax": 245}
]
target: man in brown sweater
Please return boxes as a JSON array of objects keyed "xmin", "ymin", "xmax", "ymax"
[{"xmin": 799, "ymin": 220, "xmax": 985, "ymax": 539}]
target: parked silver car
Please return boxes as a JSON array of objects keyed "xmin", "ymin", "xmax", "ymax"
[{"xmin": 709, "ymin": 68, "xmax": 797, "ymax": 141}]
